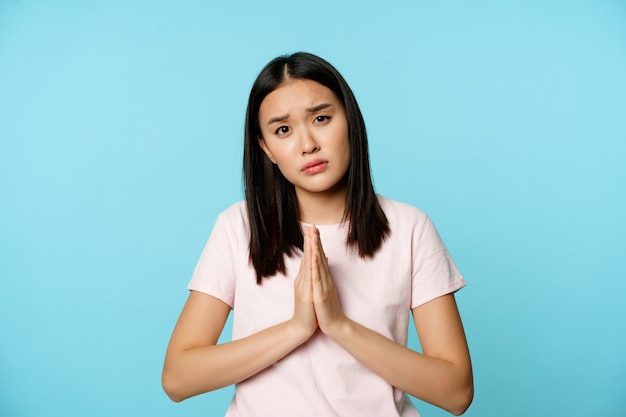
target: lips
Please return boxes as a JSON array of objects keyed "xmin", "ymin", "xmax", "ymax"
[{"xmin": 301, "ymin": 159, "xmax": 329, "ymax": 174}]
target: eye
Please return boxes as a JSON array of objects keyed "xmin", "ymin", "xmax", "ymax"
[
  {"xmin": 314, "ymin": 115, "xmax": 331, "ymax": 124},
  {"xmin": 275, "ymin": 126, "xmax": 290, "ymax": 136}
]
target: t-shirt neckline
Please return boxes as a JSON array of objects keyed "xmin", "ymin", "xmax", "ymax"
[{"xmin": 300, "ymin": 221, "xmax": 348, "ymax": 239}]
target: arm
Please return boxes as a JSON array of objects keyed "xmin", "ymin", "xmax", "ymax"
[
  {"xmin": 162, "ymin": 232, "xmax": 318, "ymax": 402},
  {"xmin": 310, "ymin": 228, "xmax": 473, "ymax": 415},
  {"xmin": 321, "ymin": 295, "xmax": 473, "ymax": 415}
]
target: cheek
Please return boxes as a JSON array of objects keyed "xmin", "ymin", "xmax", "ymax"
[
  {"xmin": 266, "ymin": 143, "xmax": 291, "ymax": 165},
  {"xmin": 336, "ymin": 128, "xmax": 351, "ymax": 157},
  {"xmin": 266, "ymin": 146, "xmax": 296, "ymax": 177},
  {"xmin": 274, "ymin": 162, "xmax": 300, "ymax": 185}
]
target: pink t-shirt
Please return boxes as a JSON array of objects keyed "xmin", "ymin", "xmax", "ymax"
[{"xmin": 188, "ymin": 196, "xmax": 466, "ymax": 417}]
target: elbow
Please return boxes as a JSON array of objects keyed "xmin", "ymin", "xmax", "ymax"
[
  {"xmin": 161, "ymin": 370, "xmax": 186, "ymax": 403},
  {"xmin": 448, "ymin": 381, "xmax": 474, "ymax": 416}
]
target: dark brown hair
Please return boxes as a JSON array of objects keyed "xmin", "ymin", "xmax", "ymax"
[{"xmin": 244, "ymin": 52, "xmax": 389, "ymax": 283}]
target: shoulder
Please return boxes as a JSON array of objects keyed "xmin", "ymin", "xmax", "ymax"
[
  {"xmin": 377, "ymin": 195, "xmax": 429, "ymax": 229},
  {"xmin": 377, "ymin": 196, "xmax": 454, "ymax": 256},
  {"xmin": 218, "ymin": 200, "xmax": 248, "ymax": 222},
  {"xmin": 212, "ymin": 200, "xmax": 249, "ymax": 241}
]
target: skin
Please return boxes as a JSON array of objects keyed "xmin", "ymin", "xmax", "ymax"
[
  {"xmin": 258, "ymin": 79, "xmax": 351, "ymax": 225},
  {"xmin": 162, "ymin": 79, "xmax": 473, "ymax": 415}
]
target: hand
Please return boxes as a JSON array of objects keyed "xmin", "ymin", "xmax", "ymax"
[
  {"xmin": 310, "ymin": 226, "xmax": 347, "ymax": 337},
  {"xmin": 291, "ymin": 226, "xmax": 318, "ymax": 341}
]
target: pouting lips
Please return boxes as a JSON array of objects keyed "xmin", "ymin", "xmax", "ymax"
[{"xmin": 301, "ymin": 160, "xmax": 328, "ymax": 174}]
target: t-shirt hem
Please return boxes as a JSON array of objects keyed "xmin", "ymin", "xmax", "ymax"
[
  {"xmin": 187, "ymin": 284, "xmax": 235, "ymax": 309},
  {"xmin": 410, "ymin": 278, "xmax": 467, "ymax": 310}
]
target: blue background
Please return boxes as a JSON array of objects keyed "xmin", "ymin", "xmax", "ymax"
[{"xmin": 1, "ymin": 1, "xmax": 625, "ymax": 416}]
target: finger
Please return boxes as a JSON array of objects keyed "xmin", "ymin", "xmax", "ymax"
[
  {"xmin": 311, "ymin": 226, "xmax": 322, "ymax": 254},
  {"xmin": 315, "ymin": 227, "xmax": 325, "ymax": 255},
  {"xmin": 309, "ymin": 226, "xmax": 319, "ymax": 261},
  {"xmin": 315, "ymin": 228, "xmax": 330, "ymax": 274},
  {"xmin": 309, "ymin": 228, "xmax": 331, "ymax": 286},
  {"xmin": 311, "ymin": 225, "xmax": 320, "ymax": 249},
  {"xmin": 311, "ymin": 227, "xmax": 332, "ymax": 280},
  {"xmin": 296, "ymin": 227, "xmax": 312, "ymax": 294},
  {"xmin": 303, "ymin": 226, "xmax": 309, "ymax": 259},
  {"xmin": 297, "ymin": 228, "xmax": 309, "ymax": 276},
  {"xmin": 312, "ymin": 253, "xmax": 323, "ymax": 293}
]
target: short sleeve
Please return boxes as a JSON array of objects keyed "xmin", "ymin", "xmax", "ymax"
[
  {"xmin": 187, "ymin": 207, "xmax": 242, "ymax": 308},
  {"xmin": 410, "ymin": 216, "xmax": 466, "ymax": 309}
]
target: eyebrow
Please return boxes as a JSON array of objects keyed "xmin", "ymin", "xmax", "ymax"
[
  {"xmin": 306, "ymin": 103, "xmax": 332, "ymax": 113},
  {"xmin": 267, "ymin": 114, "xmax": 289, "ymax": 126},
  {"xmin": 266, "ymin": 103, "xmax": 333, "ymax": 126}
]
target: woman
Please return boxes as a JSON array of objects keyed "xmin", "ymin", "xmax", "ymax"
[{"xmin": 162, "ymin": 52, "xmax": 473, "ymax": 416}]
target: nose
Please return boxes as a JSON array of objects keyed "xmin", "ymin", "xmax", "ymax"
[{"xmin": 301, "ymin": 129, "xmax": 319, "ymax": 155}]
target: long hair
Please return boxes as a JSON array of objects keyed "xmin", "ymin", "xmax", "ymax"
[{"xmin": 244, "ymin": 52, "xmax": 389, "ymax": 283}]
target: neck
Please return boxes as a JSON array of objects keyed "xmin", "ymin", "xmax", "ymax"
[{"xmin": 296, "ymin": 187, "xmax": 347, "ymax": 225}]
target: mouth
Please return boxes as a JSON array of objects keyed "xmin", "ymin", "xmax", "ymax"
[{"xmin": 301, "ymin": 159, "xmax": 328, "ymax": 174}]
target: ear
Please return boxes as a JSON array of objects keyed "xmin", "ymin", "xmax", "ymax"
[{"xmin": 258, "ymin": 136, "xmax": 277, "ymax": 164}]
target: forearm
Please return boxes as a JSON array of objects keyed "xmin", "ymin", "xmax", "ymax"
[
  {"xmin": 163, "ymin": 320, "xmax": 308, "ymax": 402},
  {"xmin": 326, "ymin": 319, "xmax": 473, "ymax": 415}
]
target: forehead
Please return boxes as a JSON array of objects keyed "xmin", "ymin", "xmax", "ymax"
[{"xmin": 259, "ymin": 79, "xmax": 340, "ymax": 117}]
